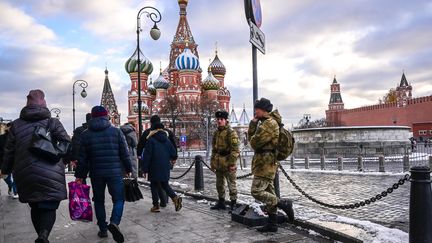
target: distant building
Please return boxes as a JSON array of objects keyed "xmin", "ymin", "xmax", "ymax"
[
  {"xmin": 100, "ymin": 68, "xmax": 121, "ymax": 126},
  {"xmin": 325, "ymin": 73, "xmax": 432, "ymax": 130},
  {"xmin": 412, "ymin": 122, "xmax": 432, "ymax": 141},
  {"xmin": 124, "ymin": 0, "xmax": 231, "ymax": 148}
]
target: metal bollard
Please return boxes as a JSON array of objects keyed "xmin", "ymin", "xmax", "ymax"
[
  {"xmin": 403, "ymin": 155, "xmax": 410, "ymax": 172},
  {"xmin": 429, "ymin": 156, "xmax": 432, "ymax": 170},
  {"xmin": 274, "ymin": 169, "xmax": 281, "ymax": 198},
  {"xmin": 320, "ymin": 156, "xmax": 325, "ymax": 170},
  {"xmin": 290, "ymin": 156, "xmax": 295, "ymax": 169},
  {"xmin": 337, "ymin": 157, "xmax": 343, "ymax": 171},
  {"xmin": 357, "ymin": 156, "xmax": 363, "ymax": 171},
  {"xmin": 194, "ymin": 155, "xmax": 204, "ymax": 191},
  {"xmin": 379, "ymin": 156, "xmax": 385, "ymax": 172},
  {"xmin": 305, "ymin": 156, "xmax": 310, "ymax": 169},
  {"xmin": 409, "ymin": 166, "xmax": 432, "ymax": 243}
]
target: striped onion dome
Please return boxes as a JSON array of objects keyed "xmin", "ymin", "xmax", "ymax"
[
  {"xmin": 209, "ymin": 53, "xmax": 226, "ymax": 76},
  {"xmin": 153, "ymin": 70, "xmax": 170, "ymax": 89},
  {"xmin": 175, "ymin": 47, "xmax": 200, "ymax": 71},
  {"xmin": 148, "ymin": 78, "xmax": 156, "ymax": 96},
  {"xmin": 125, "ymin": 47, "xmax": 153, "ymax": 75},
  {"xmin": 202, "ymin": 67, "xmax": 220, "ymax": 90},
  {"xmin": 133, "ymin": 102, "xmax": 149, "ymax": 114}
]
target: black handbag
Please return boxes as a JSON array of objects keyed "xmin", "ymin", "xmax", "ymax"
[
  {"xmin": 28, "ymin": 118, "xmax": 70, "ymax": 163},
  {"xmin": 123, "ymin": 178, "xmax": 143, "ymax": 202}
]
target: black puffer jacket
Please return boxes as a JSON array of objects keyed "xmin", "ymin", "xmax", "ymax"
[
  {"xmin": 74, "ymin": 117, "xmax": 132, "ymax": 179},
  {"xmin": 1, "ymin": 106, "xmax": 71, "ymax": 203}
]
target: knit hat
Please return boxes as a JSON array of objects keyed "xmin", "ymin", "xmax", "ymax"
[
  {"xmin": 150, "ymin": 115, "xmax": 161, "ymax": 125},
  {"xmin": 91, "ymin": 106, "xmax": 108, "ymax": 118},
  {"xmin": 26, "ymin": 89, "xmax": 47, "ymax": 107},
  {"xmin": 254, "ymin": 98, "xmax": 273, "ymax": 112},
  {"xmin": 151, "ymin": 122, "xmax": 164, "ymax": 130},
  {"xmin": 215, "ymin": 110, "xmax": 229, "ymax": 120}
]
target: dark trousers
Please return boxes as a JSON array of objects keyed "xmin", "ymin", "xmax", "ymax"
[
  {"xmin": 157, "ymin": 183, "xmax": 168, "ymax": 206},
  {"xmin": 150, "ymin": 181, "xmax": 176, "ymax": 206},
  {"xmin": 91, "ymin": 176, "xmax": 124, "ymax": 232},
  {"xmin": 29, "ymin": 201, "xmax": 60, "ymax": 237}
]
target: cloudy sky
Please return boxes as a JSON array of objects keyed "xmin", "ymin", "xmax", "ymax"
[{"xmin": 1, "ymin": 0, "xmax": 431, "ymax": 133}]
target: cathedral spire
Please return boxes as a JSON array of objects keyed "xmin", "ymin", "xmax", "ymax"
[
  {"xmin": 101, "ymin": 67, "xmax": 120, "ymax": 126},
  {"xmin": 169, "ymin": 0, "xmax": 199, "ymax": 70}
]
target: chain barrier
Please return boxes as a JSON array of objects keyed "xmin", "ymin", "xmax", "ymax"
[
  {"xmin": 278, "ymin": 164, "xmax": 411, "ymax": 209},
  {"xmin": 201, "ymin": 160, "xmax": 253, "ymax": 180},
  {"xmin": 170, "ymin": 160, "xmax": 196, "ymax": 180}
]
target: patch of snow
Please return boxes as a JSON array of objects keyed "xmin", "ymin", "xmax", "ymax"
[
  {"xmin": 287, "ymin": 168, "xmax": 406, "ymax": 177},
  {"xmin": 197, "ymin": 199, "xmax": 208, "ymax": 204}
]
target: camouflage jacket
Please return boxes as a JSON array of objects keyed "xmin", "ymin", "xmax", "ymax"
[
  {"xmin": 210, "ymin": 125, "xmax": 240, "ymax": 171},
  {"xmin": 248, "ymin": 110, "xmax": 281, "ymax": 180}
]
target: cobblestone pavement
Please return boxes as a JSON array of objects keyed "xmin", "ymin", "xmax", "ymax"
[
  {"xmin": 170, "ymin": 161, "xmax": 411, "ymax": 233},
  {"xmin": 0, "ymin": 175, "xmax": 326, "ymax": 243}
]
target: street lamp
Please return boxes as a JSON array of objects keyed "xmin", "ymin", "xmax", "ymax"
[
  {"xmin": 50, "ymin": 108, "xmax": 61, "ymax": 119},
  {"xmin": 136, "ymin": 6, "xmax": 162, "ymax": 136},
  {"xmin": 73, "ymin": 79, "xmax": 88, "ymax": 131}
]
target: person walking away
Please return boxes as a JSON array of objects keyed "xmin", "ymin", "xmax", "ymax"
[
  {"xmin": 120, "ymin": 122, "xmax": 139, "ymax": 178},
  {"xmin": 69, "ymin": 113, "xmax": 91, "ymax": 169},
  {"xmin": 248, "ymin": 98, "xmax": 294, "ymax": 233},
  {"xmin": 0, "ymin": 122, "xmax": 18, "ymax": 198},
  {"xmin": 1, "ymin": 90, "xmax": 71, "ymax": 243},
  {"xmin": 137, "ymin": 115, "xmax": 178, "ymax": 207},
  {"xmin": 141, "ymin": 122, "xmax": 182, "ymax": 213},
  {"xmin": 74, "ymin": 106, "xmax": 132, "ymax": 243},
  {"xmin": 210, "ymin": 110, "xmax": 240, "ymax": 211}
]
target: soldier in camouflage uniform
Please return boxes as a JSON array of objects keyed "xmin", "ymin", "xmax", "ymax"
[
  {"xmin": 210, "ymin": 110, "xmax": 240, "ymax": 211},
  {"xmin": 248, "ymin": 98, "xmax": 294, "ymax": 232}
]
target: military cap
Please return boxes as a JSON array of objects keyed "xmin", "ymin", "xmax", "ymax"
[{"xmin": 215, "ymin": 110, "xmax": 229, "ymax": 119}]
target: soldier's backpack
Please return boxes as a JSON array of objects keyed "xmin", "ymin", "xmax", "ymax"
[{"xmin": 276, "ymin": 124, "xmax": 295, "ymax": 161}]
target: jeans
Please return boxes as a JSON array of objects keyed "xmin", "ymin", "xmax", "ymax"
[
  {"xmin": 150, "ymin": 181, "xmax": 176, "ymax": 206},
  {"xmin": 91, "ymin": 176, "xmax": 124, "ymax": 232},
  {"xmin": 4, "ymin": 174, "xmax": 17, "ymax": 194}
]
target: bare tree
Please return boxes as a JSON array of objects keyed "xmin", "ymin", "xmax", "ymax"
[
  {"xmin": 158, "ymin": 95, "xmax": 184, "ymax": 137},
  {"xmin": 295, "ymin": 117, "xmax": 327, "ymax": 129}
]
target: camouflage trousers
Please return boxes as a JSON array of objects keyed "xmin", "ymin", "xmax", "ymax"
[
  {"xmin": 215, "ymin": 170, "xmax": 237, "ymax": 201},
  {"xmin": 251, "ymin": 176, "xmax": 278, "ymax": 214}
]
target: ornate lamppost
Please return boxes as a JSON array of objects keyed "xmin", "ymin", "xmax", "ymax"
[
  {"xmin": 72, "ymin": 80, "xmax": 88, "ymax": 131},
  {"xmin": 50, "ymin": 108, "xmax": 61, "ymax": 119},
  {"xmin": 136, "ymin": 6, "xmax": 162, "ymax": 136}
]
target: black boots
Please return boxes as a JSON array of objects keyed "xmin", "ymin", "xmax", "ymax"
[
  {"xmin": 277, "ymin": 199, "xmax": 295, "ymax": 223},
  {"xmin": 230, "ymin": 200, "xmax": 237, "ymax": 211},
  {"xmin": 257, "ymin": 213, "xmax": 278, "ymax": 233},
  {"xmin": 35, "ymin": 230, "xmax": 50, "ymax": 243},
  {"xmin": 210, "ymin": 198, "xmax": 226, "ymax": 210}
]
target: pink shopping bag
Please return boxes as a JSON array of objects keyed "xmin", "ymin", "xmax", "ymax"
[{"xmin": 68, "ymin": 181, "xmax": 93, "ymax": 222}]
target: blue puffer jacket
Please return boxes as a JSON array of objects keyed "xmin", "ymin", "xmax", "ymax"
[
  {"xmin": 142, "ymin": 130, "xmax": 177, "ymax": 182},
  {"xmin": 75, "ymin": 117, "xmax": 132, "ymax": 178}
]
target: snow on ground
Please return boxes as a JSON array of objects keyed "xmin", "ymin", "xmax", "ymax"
[
  {"xmin": 286, "ymin": 168, "xmax": 406, "ymax": 177},
  {"xmin": 296, "ymin": 205, "xmax": 408, "ymax": 243},
  {"xmin": 169, "ymin": 181, "xmax": 189, "ymax": 189}
]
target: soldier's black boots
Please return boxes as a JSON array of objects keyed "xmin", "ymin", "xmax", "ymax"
[
  {"xmin": 210, "ymin": 198, "xmax": 226, "ymax": 210},
  {"xmin": 277, "ymin": 199, "xmax": 295, "ymax": 223},
  {"xmin": 257, "ymin": 214, "xmax": 278, "ymax": 233},
  {"xmin": 230, "ymin": 200, "xmax": 237, "ymax": 211}
]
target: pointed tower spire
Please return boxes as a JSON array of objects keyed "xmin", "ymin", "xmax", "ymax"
[
  {"xmin": 400, "ymin": 71, "xmax": 409, "ymax": 87},
  {"xmin": 229, "ymin": 105, "xmax": 239, "ymax": 125},
  {"xmin": 238, "ymin": 104, "xmax": 250, "ymax": 126},
  {"xmin": 101, "ymin": 67, "xmax": 120, "ymax": 126},
  {"xmin": 169, "ymin": 0, "xmax": 199, "ymax": 70}
]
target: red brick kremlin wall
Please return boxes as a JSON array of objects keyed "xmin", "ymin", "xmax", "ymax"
[{"xmin": 337, "ymin": 95, "xmax": 432, "ymax": 128}]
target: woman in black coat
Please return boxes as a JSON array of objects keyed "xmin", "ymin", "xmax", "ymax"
[
  {"xmin": 141, "ymin": 122, "xmax": 182, "ymax": 213},
  {"xmin": 1, "ymin": 90, "xmax": 70, "ymax": 243}
]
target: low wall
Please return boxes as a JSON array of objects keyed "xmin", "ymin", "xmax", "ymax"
[{"xmin": 292, "ymin": 126, "xmax": 411, "ymax": 158}]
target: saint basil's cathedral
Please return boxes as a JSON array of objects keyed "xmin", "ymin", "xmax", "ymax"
[{"xmin": 122, "ymin": 0, "xmax": 231, "ymax": 146}]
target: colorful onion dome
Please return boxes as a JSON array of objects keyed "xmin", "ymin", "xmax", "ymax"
[
  {"xmin": 125, "ymin": 47, "xmax": 153, "ymax": 74},
  {"xmin": 153, "ymin": 70, "xmax": 170, "ymax": 89},
  {"xmin": 178, "ymin": 0, "xmax": 188, "ymax": 5},
  {"xmin": 209, "ymin": 52, "xmax": 226, "ymax": 76},
  {"xmin": 148, "ymin": 78, "xmax": 156, "ymax": 95},
  {"xmin": 133, "ymin": 102, "xmax": 149, "ymax": 114},
  {"xmin": 175, "ymin": 46, "xmax": 200, "ymax": 71},
  {"xmin": 202, "ymin": 67, "xmax": 220, "ymax": 91}
]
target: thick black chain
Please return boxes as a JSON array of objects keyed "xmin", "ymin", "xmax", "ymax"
[
  {"xmin": 279, "ymin": 164, "xmax": 411, "ymax": 209},
  {"xmin": 201, "ymin": 160, "xmax": 253, "ymax": 180},
  {"xmin": 170, "ymin": 160, "xmax": 196, "ymax": 180}
]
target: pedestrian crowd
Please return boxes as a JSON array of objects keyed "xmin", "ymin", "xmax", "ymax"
[{"xmin": 0, "ymin": 89, "xmax": 295, "ymax": 242}]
